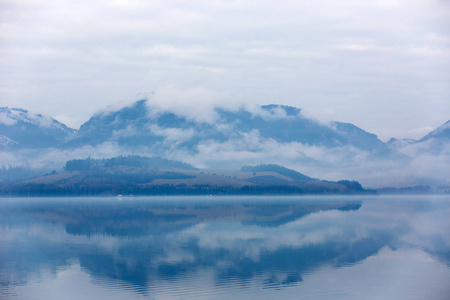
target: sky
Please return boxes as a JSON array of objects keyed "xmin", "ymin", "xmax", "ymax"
[{"xmin": 1, "ymin": 0, "xmax": 449, "ymax": 141}]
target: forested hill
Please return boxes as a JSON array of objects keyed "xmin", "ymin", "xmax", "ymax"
[
  {"xmin": 0, "ymin": 156, "xmax": 372, "ymax": 196},
  {"xmin": 64, "ymin": 155, "xmax": 196, "ymax": 171}
]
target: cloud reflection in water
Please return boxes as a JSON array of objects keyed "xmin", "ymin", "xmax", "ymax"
[{"xmin": 0, "ymin": 196, "xmax": 449, "ymax": 299}]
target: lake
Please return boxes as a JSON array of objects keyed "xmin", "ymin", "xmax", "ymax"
[{"xmin": 0, "ymin": 195, "xmax": 449, "ymax": 300}]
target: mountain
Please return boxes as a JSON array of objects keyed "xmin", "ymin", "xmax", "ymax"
[
  {"xmin": 0, "ymin": 107, "xmax": 76, "ymax": 149},
  {"xmin": 0, "ymin": 101, "xmax": 400, "ymax": 157},
  {"xmin": 419, "ymin": 120, "xmax": 450, "ymax": 142},
  {"xmin": 64, "ymin": 100, "xmax": 392, "ymax": 158},
  {"xmin": 388, "ymin": 120, "xmax": 450, "ymax": 156},
  {"xmin": 3, "ymin": 102, "xmax": 446, "ymax": 158}
]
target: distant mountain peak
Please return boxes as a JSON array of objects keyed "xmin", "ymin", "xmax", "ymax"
[
  {"xmin": 0, "ymin": 107, "xmax": 76, "ymax": 149},
  {"xmin": 419, "ymin": 119, "xmax": 450, "ymax": 142},
  {"xmin": 0, "ymin": 107, "xmax": 75, "ymax": 132}
]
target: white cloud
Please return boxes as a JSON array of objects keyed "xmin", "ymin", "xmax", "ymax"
[
  {"xmin": 243, "ymin": 104, "xmax": 299, "ymax": 121},
  {"xmin": 0, "ymin": 112, "xmax": 17, "ymax": 125},
  {"xmin": 150, "ymin": 125, "xmax": 195, "ymax": 143},
  {"xmin": 0, "ymin": 108, "xmax": 63, "ymax": 128},
  {"xmin": 0, "ymin": 0, "xmax": 449, "ymax": 140},
  {"xmin": 0, "ymin": 142, "xmax": 138, "ymax": 169},
  {"xmin": 147, "ymin": 86, "xmax": 240, "ymax": 124}
]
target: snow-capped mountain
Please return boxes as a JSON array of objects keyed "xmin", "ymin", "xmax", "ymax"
[{"xmin": 0, "ymin": 107, "xmax": 76, "ymax": 149}]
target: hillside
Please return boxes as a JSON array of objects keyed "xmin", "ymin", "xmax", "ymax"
[{"xmin": 0, "ymin": 156, "xmax": 371, "ymax": 196}]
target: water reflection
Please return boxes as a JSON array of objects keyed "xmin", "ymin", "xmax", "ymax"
[{"xmin": 1, "ymin": 196, "xmax": 449, "ymax": 299}]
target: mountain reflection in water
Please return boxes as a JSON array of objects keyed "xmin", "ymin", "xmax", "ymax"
[{"xmin": 1, "ymin": 196, "xmax": 449, "ymax": 300}]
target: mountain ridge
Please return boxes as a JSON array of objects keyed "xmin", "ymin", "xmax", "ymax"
[
  {"xmin": 2, "ymin": 101, "xmax": 447, "ymax": 152},
  {"xmin": 62, "ymin": 99, "xmax": 395, "ymax": 158},
  {"xmin": 1, "ymin": 100, "xmax": 448, "ymax": 189}
]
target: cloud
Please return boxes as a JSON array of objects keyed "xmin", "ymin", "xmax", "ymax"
[
  {"xmin": 146, "ymin": 86, "xmax": 240, "ymax": 124},
  {"xmin": 1, "ymin": 0, "xmax": 449, "ymax": 140},
  {"xmin": 173, "ymin": 196, "xmax": 450, "ymax": 267},
  {"xmin": 149, "ymin": 125, "xmax": 196, "ymax": 148},
  {"xmin": 243, "ymin": 104, "xmax": 300, "ymax": 121},
  {"xmin": 0, "ymin": 111, "xmax": 17, "ymax": 125},
  {"xmin": 0, "ymin": 108, "xmax": 63, "ymax": 129},
  {"xmin": 0, "ymin": 142, "xmax": 130, "ymax": 169},
  {"xmin": 170, "ymin": 133, "xmax": 449, "ymax": 188}
]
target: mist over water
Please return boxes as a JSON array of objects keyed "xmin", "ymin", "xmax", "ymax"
[{"xmin": 1, "ymin": 195, "xmax": 449, "ymax": 300}]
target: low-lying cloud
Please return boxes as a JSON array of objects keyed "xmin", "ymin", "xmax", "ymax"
[
  {"xmin": 2, "ymin": 132, "xmax": 449, "ymax": 188},
  {"xmin": 146, "ymin": 86, "xmax": 241, "ymax": 125}
]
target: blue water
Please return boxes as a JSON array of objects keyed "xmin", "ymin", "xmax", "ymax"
[{"xmin": 0, "ymin": 195, "xmax": 449, "ymax": 300}]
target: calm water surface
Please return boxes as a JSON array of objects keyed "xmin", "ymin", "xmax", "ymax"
[{"xmin": 0, "ymin": 195, "xmax": 449, "ymax": 300}]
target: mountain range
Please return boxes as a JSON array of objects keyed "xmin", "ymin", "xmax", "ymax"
[
  {"xmin": 2, "ymin": 100, "xmax": 447, "ymax": 154},
  {"xmin": 0, "ymin": 100, "xmax": 449, "ymax": 188}
]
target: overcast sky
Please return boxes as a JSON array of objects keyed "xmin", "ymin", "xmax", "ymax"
[{"xmin": 1, "ymin": 0, "xmax": 449, "ymax": 141}]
